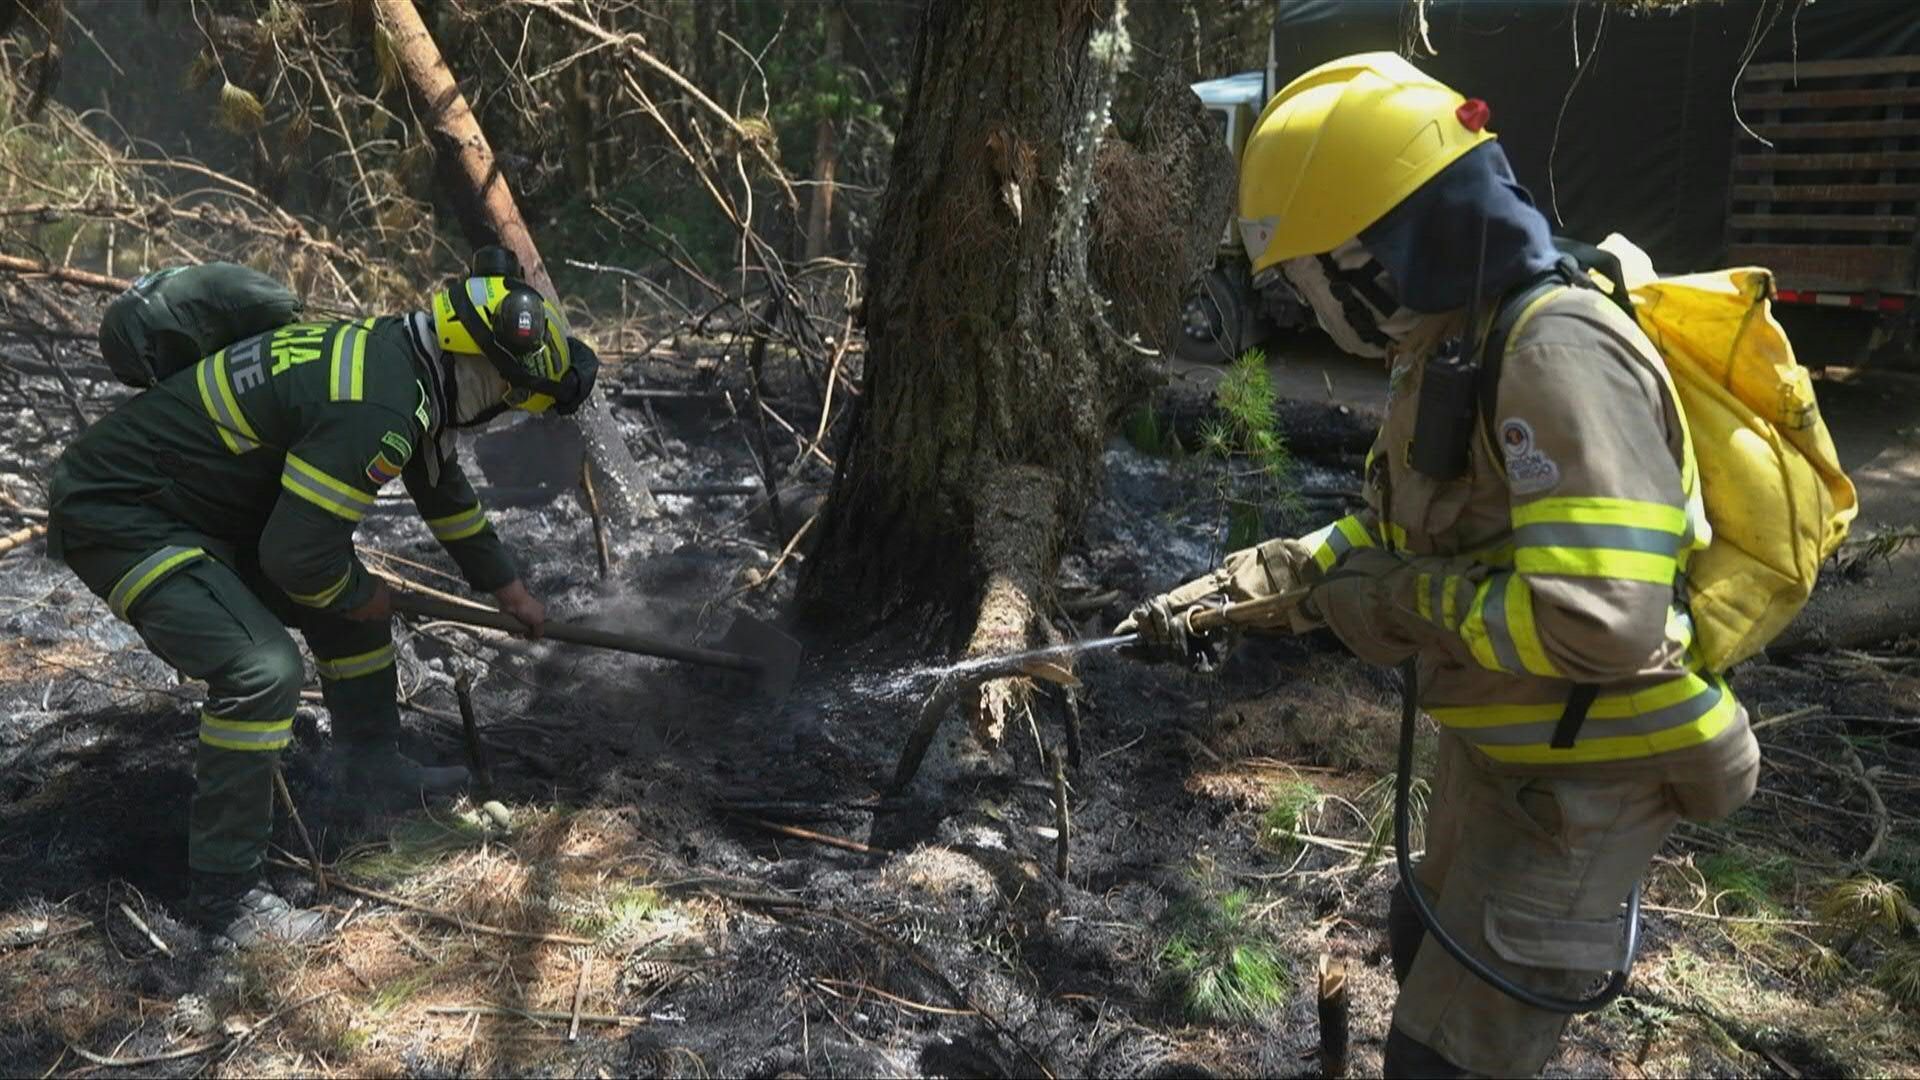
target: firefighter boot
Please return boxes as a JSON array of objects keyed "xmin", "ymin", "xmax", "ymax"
[
  {"xmin": 338, "ymin": 741, "xmax": 470, "ymax": 798},
  {"xmin": 189, "ymin": 872, "xmax": 330, "ymax": 950}
]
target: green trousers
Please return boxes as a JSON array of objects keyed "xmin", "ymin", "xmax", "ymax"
[{"xmin": 64, "ymin": 542, "xmax": 400, "ymax": 875}]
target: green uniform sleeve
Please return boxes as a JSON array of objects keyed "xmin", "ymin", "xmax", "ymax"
[
  {"xmin": 403, "ymin": 445, "xmax": 517, "ymax": 593},
  {"xmin": 258, "ymin": 405, "xmax": 412, "ymax": 614}
]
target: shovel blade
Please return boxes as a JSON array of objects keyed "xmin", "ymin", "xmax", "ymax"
[{"xmin": 716, "ymin": 614, "xmax": 803, "ymax": 700}]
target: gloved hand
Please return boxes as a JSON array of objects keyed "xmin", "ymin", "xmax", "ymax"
[
  {"xmin": 554, "ymin": 336, "xmax": 600, "ymax": 416},
  {"xmin": 1115, "ymin": 537, "xmax": 1318, "ymax": 669},
  {"xmin": 1115, "ymin": 590, "xmax": 1231, "ymax": 672}
]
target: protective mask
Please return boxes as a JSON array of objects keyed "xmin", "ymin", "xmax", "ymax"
[
  {"xmin": 449, "ymin": 353, "xmax": 511, "ymax": 428},
  {"xmin": 1277, "ymin": 237, "xmax": 1423, "ymax": 359}
]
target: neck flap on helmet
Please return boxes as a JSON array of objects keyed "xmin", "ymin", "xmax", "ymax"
[{"xmin": 1356, "ymin": 142, "xmax": 1560, "ymax": 315}]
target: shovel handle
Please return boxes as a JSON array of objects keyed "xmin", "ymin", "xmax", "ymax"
[
  {"xmin": 391, "ymin": 593, "xmax": 763, "ymax": 673},
  {"xmin": 1185, "ymin": 586, "xmax": 1313, "ymax": 634}
]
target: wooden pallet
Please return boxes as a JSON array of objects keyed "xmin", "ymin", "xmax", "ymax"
[{"xmin": 1728, "ymin": 54, "xmax": 1920, "ymax": 295}]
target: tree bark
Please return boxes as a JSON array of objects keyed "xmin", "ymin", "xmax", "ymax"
[
  {"xmin": 374, "ymin": 0, "xmax": 656, "ymax": 521},
  {"xmin": 801, "ymin": 4, "xmax": 844, "ymax": 262},
  {"xmin": 797, "ymin": 0, "xmax": 1225, "ymax": 748}
]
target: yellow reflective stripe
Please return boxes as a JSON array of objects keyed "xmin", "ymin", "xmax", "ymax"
[
  {"xmin": 328, "ymin": 318, "xmax": 375, "ymax": 402},
  {"xmin": 1304, "ymin": 515, "xmax": 1374, "ymax": 571},
  {"xmin": 315, "ymin": 643, "xmax": 395, "ymax": 681},
  {"xmin": 1470, "ymin": 685, "xmax": 1737, "ymax": 765},
  {"xmin": 1382, "ymin": 521, "xmax": 1408, "ymax": 551},
  {"xmin": 1513, "ymin": 545, "xmax": 1676, "ymax": 585},
  {"xmin": 1458, "ymin": 579, "xmax": 1505, "ymax": 673},
  {"xmin": 1502, "ymin": 574, "xmax": 1559, "ymax": 677},
  {"xmin": 287, "ymin": 567, "xmax": 353, "ymax": 609},
  {"xmin": 199, "ymin": 713, "xmax": 293, "ymax": 752},
  {"xmin": 196, "ymin": 351, "xmax": 259, "ymax": 454},
  {"xmin": 1440, "ymin": 575, "xmax": 1461, "ymax": 630},
  {"xmin": 1414, "ymin": 573, "xmax": 1432, "ymax": 622},
  {"xmin": 1511, "ymin": 496, "xmax": 1687, "ymax": 534},
  {"xmin": 281, "ymin": 453, "xmax": 374, "ymax": 522},
  {"xmin": 1430, "ymin": 670, "xmax": 1712, "ymax": 729},
  {"xmin": 107, "ymin": 546, "xmax": 205, "ymax": 620},
  {"xmin": 1335, "ymin": 516, "xmax": 1376, "ymax": 551},
  {"xmin": 427, "ymin": 503, "xmax": 488, "ymax": 542}
]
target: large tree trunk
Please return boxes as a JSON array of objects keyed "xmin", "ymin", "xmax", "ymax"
[
  {"xmin": 796, "ymin": 0, "xmax": 1228, "ymax": 747},
  {"xmin": 375, "ymin": 0, "xmax": 657, "ymax": 521}
]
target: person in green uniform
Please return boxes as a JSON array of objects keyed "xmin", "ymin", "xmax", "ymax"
[{"xmin": 47, "ymin": 252, "xmax": 599, "ymax": 948}]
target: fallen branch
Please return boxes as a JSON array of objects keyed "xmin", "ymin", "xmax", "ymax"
[
  {"xmin": 1049, "ymin": 747, "xmax": 1070, "ymax": 880},
  {"xmin": 735, "ymin": 815, "xmax": 880, "ymax": 855},
  {"xmin": 267, "ymin": 867, "xmax": 593, "ymax": 946},
  {"xmin": 1317, "ymin": 954, "xmax": 1350, "ymax": 1079},
  {"xmin": 0, "ymin": 522, "xmax": 49, "ymax": 557},
  {"xmin": 66, "ymin": 1038, "xmax": 224, "ymax": 1068},
  {"xmin": 580, "ymin": 457, "xmax": 614, "ymax": 579},
  {"xmin": 115, "ymin": 901, "xmax": 172, "ymax": 958},
  {"xmin": 569, "ymin": 951, "xmax": 590, "ymax": 1042},
  {"xmin": 812, "ymin": 978, "xmax": 978, "ymax": 1017},
  {"xmin": 0, "ymin": 919, "xmax": 92, "ymax": 949},
  {"xmin": 424, "ymin": 1003, "xmax": 647, "ymax": 1027},
  {"xmin": 0, "ymin": 252, "xmax": 128, "ymax": 291},
  {"xmin": 454, "ymin": 673, "xmax": 496, "ymax": 793},
  {"xmin": 1843, "ymin": 746, "xmax": 1891, "ymax": 872},
  {"xmin": 272, "ymin": 767, "xmax": 328, "ymax": 897}
]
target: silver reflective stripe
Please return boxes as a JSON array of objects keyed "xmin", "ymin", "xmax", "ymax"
[
  {"xmin": 466, "ymin": 277, "xmax": 491, "ymax": 315},
  {"xmin": 107, "ymin": 545, "xmax": 204, "ymax": 619},
  {"xmin": 332, "ymin": 322, "xmax": 364, "ymax": 400},
  {"xmin": 280, "ymin": 463, "xmax": 366, "ymax": 521},
  {"xmin": 1465, "ymin": 680, "xmax": 1724, "ymax": 748},
  {"xmin": 1480, "ymin": 574, "xmax": 1526, "ymax": 675},
  {"xmin": 1323, "ymin": 525, "xmax": 1356, "ymax": 560},
  {"xmin": 1512, "ymin": 522, "xmax": 1682, "ymax": 556},
  {"xmin": 198, "ymin": 717, "xmax": 293, "ymax": 749},
  {"xmin": 198, "ymin": 356, "xmax": 258, "ymax": 451}
]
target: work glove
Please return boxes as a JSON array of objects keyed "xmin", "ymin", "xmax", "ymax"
[
  {"xmin": 1115, "ymin": 590, "xmax": 1232, "ymax": 672},
  {"xmin": 1115, "ymin": 537, "xmax": 1318, "ymax": 670}
]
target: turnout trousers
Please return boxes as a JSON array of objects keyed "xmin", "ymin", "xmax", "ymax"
[
  {"xmin": 1386, "ymin": 728, "xmax": 1758, "ymax": 1077},
  {"xmin": 63, "ymin": 538, "xmax": 400, "ymax": 875}
]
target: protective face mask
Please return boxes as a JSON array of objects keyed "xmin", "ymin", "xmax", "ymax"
[
  {"xmin": 449, "ymin": 353, "xmax": 511, "ymax": 428},
  {"xmin": 1277, "ymin": 237, "xmax": 1423, "ymax": 359}
]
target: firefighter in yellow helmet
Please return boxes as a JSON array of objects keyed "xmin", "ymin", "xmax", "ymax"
[
  {"xmin": 47, "ymin": 246, "xmax": 598, "ymax": 948},
  {"xmin": 1120, "ymin": 54, "xmax": 1759, "ymax": 1076}
]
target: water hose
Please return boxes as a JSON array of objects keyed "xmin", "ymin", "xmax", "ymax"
[{"xmin": 1393, "ymin": 659, "xmax": 1640, "ymax": 1013}]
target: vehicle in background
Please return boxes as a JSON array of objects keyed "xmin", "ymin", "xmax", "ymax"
[{"xmin": 1175, "ymin": 1, "xmax": 1920, "ymax": 366}]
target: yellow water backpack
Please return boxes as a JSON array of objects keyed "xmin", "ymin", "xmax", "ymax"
[{"xmin": 1482, "ymin": 234, "xmax": 1857, "ymax": 672}]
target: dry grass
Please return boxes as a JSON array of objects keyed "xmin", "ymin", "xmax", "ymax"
[{"xmin": 1, "ymin": 806, "xmax": 703, "ymax": 1076}]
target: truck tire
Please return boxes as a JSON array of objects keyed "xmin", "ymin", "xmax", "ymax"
[{"xmin": 1170, "ymin": 269, "xmax": 1250, "ymax": 365}]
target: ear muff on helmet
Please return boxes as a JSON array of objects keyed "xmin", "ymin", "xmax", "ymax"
[{"xmin": 443, "ymin": 274, "xmax": 573, "ymax": 413}]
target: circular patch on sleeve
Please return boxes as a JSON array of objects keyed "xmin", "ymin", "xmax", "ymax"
[{"xmin": 1499, "ymin": 417, "xmax": 1535, "ymax": 458}]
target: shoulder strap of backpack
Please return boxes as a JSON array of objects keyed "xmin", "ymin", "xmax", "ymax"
[{"xmin": 1475, "ymin": 259, "xmax": 1577, "ymax": 461}]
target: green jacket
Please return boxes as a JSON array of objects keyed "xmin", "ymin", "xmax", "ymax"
[{"xmin": 50, "ymin": 315, "xmax": 515, "ymax": 614}]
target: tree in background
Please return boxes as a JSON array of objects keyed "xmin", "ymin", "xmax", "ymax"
[{"xmin": 796, "ymin": 0, "xmax": 1231, "ymax": 747}]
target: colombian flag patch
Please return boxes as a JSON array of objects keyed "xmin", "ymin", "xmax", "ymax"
[{"xmin": 365, "ymin": 451, "xmax": 404, "ymax": 487}]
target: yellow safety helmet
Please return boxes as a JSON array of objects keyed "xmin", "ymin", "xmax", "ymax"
[
  {"xmin": 1237, "ymin": 52, "xmax": 1496, "ymax": 277},
  {"xmin": 430, "ymin": 252, "xmax": 580, "ymax": 415}
]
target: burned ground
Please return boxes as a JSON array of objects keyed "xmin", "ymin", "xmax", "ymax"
[{"xmin": 2, "ymin": 308, "xmax": 1920, "ymax": 1078}]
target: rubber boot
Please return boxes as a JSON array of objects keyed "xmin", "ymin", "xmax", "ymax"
[
  {"xmin": 337, "ymin": 741, "xmax": 469, "ymax": 798},
  {"xmin": 1383, "ymin": 1026, "xmax": 1467, "ymax": 1079},
  {"xmin": 1388, "ymin": 879, "xmax": 1427, "ymax": 985},
  {"xmin": 189, "ymin": 872, "xmax": 330, "ymax": 950}
]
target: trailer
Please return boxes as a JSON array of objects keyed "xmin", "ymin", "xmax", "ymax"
[{"xmin": 1175, "ymin": 0, "xmax": 1920, "ymax": 364}]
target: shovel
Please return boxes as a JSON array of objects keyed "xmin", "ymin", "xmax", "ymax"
[{"xmin": 392, "ymin": 593, "xmax": 803, "ymax": 700}]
